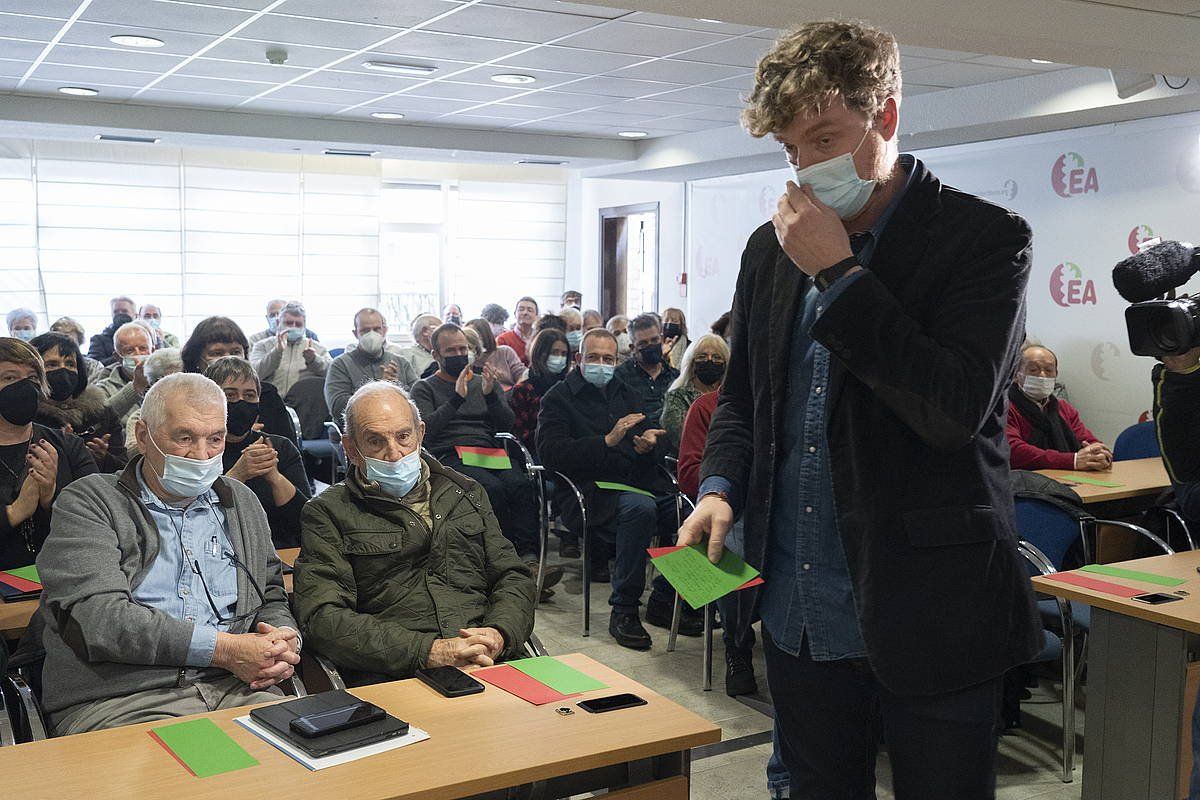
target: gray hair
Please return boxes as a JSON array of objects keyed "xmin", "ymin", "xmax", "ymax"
[
  {"xmin": 410, "ymin": 313, "xmax": 441, "ymax": 341},
  {"xmin": 606, "ymin": 314, "xmax": 629, "ymax": 333},
  {"xmin": 480, "ymin": 303, "xmax": 508, "ymax": 325},
  {"xmin": 143, "ymin": 347, "xmax": 182, "ymax": 384},
  {"xmin": 110, "ymin": 295, "xmax": 135, "ymax": 311},
  {"xmin": 670, "ymin": 333, "xmax": 730, "ymax": 392},
  {"xmin": 113, "ymin": 320, "xmax": 153, "ymax": 350},
  {"xmin": 558, "ymin": 307, "xmax": 582, "ymax": 326},
  {"xmin": 630, "ymin": 313, "xmax": 661, "ymax": 337},
  {"xmin": 280, "ymin": 301, "xmax": 306, "ymax": 321},
  {"xmin": 6, "ymin": 307, "xmax": 36, "ymax": 330},
  {"xmin": 344, "ymin": 380, "xmax": 422, "ymax": 438},
  {"xmin": 141, "ymin": 372, "xmax": 225, "ymax": 434},
  {"xmin": 203, "ymin": 356, "xmax": 259, "ymax": 391}
]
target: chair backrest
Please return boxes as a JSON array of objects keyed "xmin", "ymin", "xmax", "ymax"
[
  {"xmin": 1113, "ymin": 421, "xmax": 1160, "ymax": 461},
  {"xmin": 284, "ymin": 375, "xmax": 333, "ymax": 441},
  {"xmin": 1014, "ymin": 497, "xmax": 1083, "ymax": 571},
  {"xmin": 325, "ymin": 421, "xmax": 347, "ymax": 477},
  {"xmin": 329, "ymin": 347, "xmax": 345, "ymax": 359}
]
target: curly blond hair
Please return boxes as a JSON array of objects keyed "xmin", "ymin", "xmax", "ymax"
[{"xmin": 743, "ymin": 20, "xmax": 901, "ymax": 137}]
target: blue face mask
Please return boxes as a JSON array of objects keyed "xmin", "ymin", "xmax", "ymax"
[
  {"xmin": 11, "ymin": 329, "xmax": 34, "ymax": 342},
  {"xmin": 566, "ymin": 330, "xmax": 583, "ymax": 349},
  {"xmin": 790, "ymin": 129, "xmax": 877, "ymax": 220},
  {"xmin": 546, "ymin": 354, "xmax": 568, "ymax": 374},
  {"xmin": 364, "ymin": 450, "xmax": 422, "ymax": 498},
  {"xmin": 581, "ymin": 363, "xmax": 614, "ymax": 388},
  {"xmin": 285, "ymin": 327, "xmax": 304, "ymax": 345},
  {"xmin": 146, "ymin": 431, "xmax": 225, "ymax": 498}
]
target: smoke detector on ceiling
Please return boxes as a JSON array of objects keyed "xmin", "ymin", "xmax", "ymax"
[{"xmin": 266, "ymin": 47, "xmax": 288, "ymax": 66}]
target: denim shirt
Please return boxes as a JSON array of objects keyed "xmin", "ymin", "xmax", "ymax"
[
  {"xmin": 701, "ymin": 155, "xmax": 915, "ymax": 661},
  {"xmin": 132, "ymin": 464, "xmax": 236, "ymax": 667}
]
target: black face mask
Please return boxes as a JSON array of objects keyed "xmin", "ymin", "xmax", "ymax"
[
  {"xmin": 694, "ymin": 360, "xmax": 726, "ymax": 386},
  {"xmin": 442, "ymin": 355, "xmax": 470, "ymax": 378},
  {"xmin": 662, "ymin": 322, "xmax": 682, "ymax": 340},
  {"xmin": 0, "ymin": 379, "xmax": 40, "ymax": 426},
  {"xmin": 46, "ymin": 368, "xmax": 77, "ymax": 402},
  {"xmin": 112, "ymin": 312, "xmax": 133, "ymax": 328},
  {"xmin": 637, "ymin": 343, "xmax": 664, "ymax": 366},
  {"xmin": 227, "ymin": 400, "xmax": 260, "ymax": 437},
  {"xmin": 446, "ymin": 315, "xmax": 462, "ymax": 326}
]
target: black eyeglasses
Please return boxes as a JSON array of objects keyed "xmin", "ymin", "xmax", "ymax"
[{"xmin": 191, "ymin": 549, "xmax": 266, "ymax": 627}]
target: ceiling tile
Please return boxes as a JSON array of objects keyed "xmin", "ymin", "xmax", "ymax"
[
  {"xmin": 204, "ymin": 0, "xmax": 284, "ymax": 9},
  {"xmin": 436, "ymin": 114, "xmax": 519, "ymax": 128},
  {"xmin": 204, "ymin": 38, "xmax": 351, "ymax": 68},
  {"xmin": 424, "ymin": 5, "xmax": 606, "ymax": 43},
  {"xmin": 681, "ymin": 106, "xmax": 742, "ymax": 123},
  {"xmin": 0, "ymin": 0, "xmax": 81, "ymax": 18},
  {"xmin": 45, "ymin": 44, "xmax": 187, "ymax": 72},
  {"xmin": 61, "ymin": 21, "xmax": 214, "ymax": 56},
  {"xmin": 0, "ymin": 77, "xmax": 18, "ymax": 91},
  {"xmin": 260, "ymin": 83, "xmax": 379, "ymax": 104},
  {"xmin": 0, "ymin": 12, "xmax": 67, "ymax": 41},
  {"xmin": 678, "ymin": 37, "xmax": 770, "ymax": 67},
  {"xmin": 479, "ymin": 0, "xmax": 629, "ymax": 18},
  {"xmin": 180, "ymin": 56, "xmax": 309, "ymax": 82},
  {"xmin": 237, "ymin": 15, "xmax": 400, "ymax": 50},
  {"xmin": 152, "ymin": 74, "xmax": 271, "ymax": 95},
  {"xmin": 494, "ymin": 45, "xmax": 644, "ymax": 73},
  {"xmin": 79, "ymin": 0, "xmax": 255, "ymax": 36},
  {"xmin": 129, "ymin": 89, "xmax": 242, "ymax": 108},
  {"xmin": 407, "ymin": 80, "xmax": 526, "ymax": 102},
  {"xmin": 442, "ymin": 103, "xmax": 551, "ymax": 120},
  {"xmin": 598, "ymin": 97, "xmax": 719, "ymax": 116},
  {"xmin": 0, "ymin": 38, "xmax": 50, "ymax": 61},
  {"xmin": 903, "ymin": 60, "xmax": 1034, "ymax": 88},
  {"xmin": 235, "ymin": 97, "xmax": 346, "ymax": 115},
  {"xmin": 609, "ymin": 59, "xmax": 749, "ymax": 84},
  {"xmin": 298, "ymin": 69, "xmax": 422, "ymax": 92},
  {"xmin": 901, "ymin": 55, "xmax": 950, "ymax": 71},
  {"xmin": 0, "ymin": 58, "xmax": 27, "ymax": 77},
  {"xmin": 621, "ymin": 12, "xmax": 762, "ymax": 35},
  {"xmin": 707, "ymin": 73, "xmax": 754, "ymax": 91},
  {"xmin": 336, "ymin": 107, "xmax": 457, "ymax": 122},
  {"xmin": 561, "ymin": 75, "xmax": 682, "ymax": 98},
  {"xmin": 748, "ymin": 28, "xmax": 783, "ymax": 41},
  {"xmin": 368, "ymin": 31, "xmax": 529, "ymax": 62},
  {"xmin": 644, "ymin": 116, "xmax": 729, "ymax": 132},
  {"xmin": 31, "ymin": 62, "xmax": 156, "ymax": 87},
  {"xmin": 903, "ymin": 84, "xmax": 946, "ymax": 96},
  {"xmin": 899, "ymin": 44, "xmax": 982, "ymax": 61},
  {"xmin": 512, "ymin": 119, "xmax": 616, "ymax": 134},
  {"xmin": 553, "ymin": 109, "xmax": 657, "ymax": 125},
  {"xmin": 967, "ymin": 54, "xmax": 1072, "ymax": 71},
  {"xmin": 653, "ymin": 85, "xmax": 745, "ymax": 107},
  {"xmin": 555, "ymin": 21, "xmax": 724, "ymax": 56},
  {"xmin": 270, "ymin": 0, "xmax": 461, "ymax": 27},
  {"xmin": 447, "ymin": 63, "xmax": 583, "ymax": 88},
  {"xmin": 356, "ymin": 95, "xmax": 480, "ymax": 114},
  {"xmin": 20, "ymin": 78, "xmax": 141, "ymax": 99},
  {"xmin": 504, "ymin": 89, "xmax": 604, "ymax": 109}
]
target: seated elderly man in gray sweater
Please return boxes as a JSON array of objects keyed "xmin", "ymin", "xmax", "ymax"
[
  {"xmin": 36, "ymin": 372, "xmax": 301, "ymax": 735},
  {"xmin": 324, "ymin": 307, "xmax": 418, "ymax": 424}
]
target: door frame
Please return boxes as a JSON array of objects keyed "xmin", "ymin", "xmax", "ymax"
[{"xmin": 598, "ymin": 202, "xmax": 660, "ymax": 319}]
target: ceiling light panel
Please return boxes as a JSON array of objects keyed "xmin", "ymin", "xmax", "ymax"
[{"xmin": 109, "ymin": 33, "xmax": 165, "ymax": 48}]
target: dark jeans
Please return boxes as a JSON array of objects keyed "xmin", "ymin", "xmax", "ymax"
[
  {"xmin": 446, "ymin": 458, "xmax": 540, "ymax": 559},
  {"xmin": 591, "ymin": 491, "xmax": 676, "ymax": 613},
  {"xmin": 763, "ymin": 631, "xmax": 1001, "ymax": 800}
]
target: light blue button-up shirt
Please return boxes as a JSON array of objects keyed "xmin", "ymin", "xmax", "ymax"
[{"xmin": 132, "ymin": 464, "xmax": 237, "ymax": 667}]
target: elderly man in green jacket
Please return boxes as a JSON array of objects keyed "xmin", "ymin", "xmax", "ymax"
[{"xmin": 294, "ymin": 381, "xmax": 535, "ymax": 684}]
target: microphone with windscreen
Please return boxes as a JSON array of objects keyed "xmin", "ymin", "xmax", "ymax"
[
  {"xmin": 1112, "ymin": 240, "xmax": 1200, "ymax": 356},
  {"xmin": 1112, "ymin": 240, "xmax": 1199, "ymax": 302}
]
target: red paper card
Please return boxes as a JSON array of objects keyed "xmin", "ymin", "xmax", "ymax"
[
  {"xmin": 474, "ymin": 664, "xmax": 574, "ymax": 705},
  {"xmin": 0, "ymin": 573, "xmax": 41, "ymax": 593},
  {"xmin": 647, "ymin": 545, "xmax": 683, "ymax": 558},
  {"xmin": 1042, "ymin": 571, "xmax": 1145, "ymax": 598},
  {"xmin": 737, "ymin": 576, "xmax": 765, "ymax": 590}
]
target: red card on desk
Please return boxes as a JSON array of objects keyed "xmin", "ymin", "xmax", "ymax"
[
  {"xmin": 1042, "ymin": 571, "xmax": 1145, "ymax": 598},
  {"xmin": 474, "ymin": 664, "xmax": 574, "ymax": 705},
  {"xmin": 0, "ymin": 572, "xmax": 41, "ymax": 593}
]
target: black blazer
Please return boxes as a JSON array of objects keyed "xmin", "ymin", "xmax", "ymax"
[{"xmin": 702, "ymin": 158, "xmax": 1040, "ymax": 696}]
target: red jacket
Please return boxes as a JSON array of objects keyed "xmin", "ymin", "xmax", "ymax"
[
  {"xmin": 496, "ymin": 329, "xmax": 529, "ymax": 364},
  {"xmin": 677, "ymin": 390, "xmax": 719, "ymax": 500},
  {"xmin": 1006, "ymin": 395, "xmax": 1099, "ymax": 470}
]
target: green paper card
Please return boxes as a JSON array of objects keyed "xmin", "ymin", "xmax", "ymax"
[
  {"xmin": 1079, "ymin": 564, "xmax": 1186, "ymax": 587},
  {"xmin": 149, "ymin": 718, "xmax": 258, "ymax": 778},
  {"xmin": 651, "ymin": 544, "xmax": 761, "ymax": 610},
  {"xmin": 2, "ymin": 565, "xmax": 39, "ymax": 584},
  {"xmin": 1059, "ymin": 474, "xmax": 1123, "ymax": 488},
  {"xmin": 456, "ymin": 446, "xmax": 512, "ymax": 470},
  {"xmin": 508, "ymin": 656, "xmax": 608, "ymax": 695},
  {"xmin": 594, "ymin": 481, "xmax": 655, "ymax": 498}
]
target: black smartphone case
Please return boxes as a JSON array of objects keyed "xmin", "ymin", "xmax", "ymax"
[{"xmin": 249, "ymin": 690, "xmax": 409, "ymax": 758}]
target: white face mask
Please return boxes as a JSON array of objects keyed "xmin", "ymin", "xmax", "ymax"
[
  {"xmin": 358, "ymin": 330, "xmax": 385, "ymax": 357},
  {"xmin": 1021, "ymin": 375, "xmax": 1056, "ymax": 402},
  {"xmin": 615, "ymin": 332, "xmax": 631, "ymax": 354},
  {"xmin": 146, "ymin": 431, "xmax": 225, "ymax": 498},
  {"xmin": 790, "ymin": 129, "xmax": 877, "ymax": 220}
]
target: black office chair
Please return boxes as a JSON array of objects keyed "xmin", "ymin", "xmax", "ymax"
[
  {"xmin": 0, "ymin": 646, "xmax": 18, "ymax": 747},
  {"xmin": 322, "ymin": 421, "xmax": 348, "ymax": 485},
  {"xmin": 495, "ymin": 432, "xmax": 551, "ymax": 603}
]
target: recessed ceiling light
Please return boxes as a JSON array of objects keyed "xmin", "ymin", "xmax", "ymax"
[
  {"xmin": 371, "ymin": 111, "xmax": 406, "ymax": 120},
  {"xmin": 617, "ymin": 130, "xmax": 648, "ymax": 138},
  {"xmin": 1030, "ymin": 58, "xmax": 1055, "ymax": 64},
  {"xmin": 58, "ymin": 86, "xmax": 99, "ymax": 96},
  {"xmin": 109, "ymin": 34, "xmax": 164, "ymax": 48},
  {"xmin": 491, "ymin": 73, "xmax": 536, "ymax": 84},
  {"xmin": 324, "ymin": 148, "xmax": 379, "ymax": 157},
  {"xmin": 516, "ymin": 159, "xmax": 567, "ymax": 165},
  {"xmin": 362, "ymin": 60, "xmax": 437, "ymax": 75},
  {"xmin": 95, "ymin": 134, "xmax": 159, "ymax": 144},
  {"xmin": 696, "ymin": 18, "xmax": 723, "ymax": 23}
]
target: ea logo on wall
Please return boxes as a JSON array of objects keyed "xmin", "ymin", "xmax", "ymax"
[
  {"xmin": 1051, "ymin": 152, "xmax": 1100, "ymax": 198},
  {"xmin": 694, "ymin": 245, "xmax": 719, "ymax": 279},
  {"xmin": 1128, "ymin": 224, "xmax": 1156, "ymax": 255},
  {"xmin": 1049, "ymin": 262, "xmax": 1098, "ymax": 307},
  {"xmin": 1091, "ymin": 342, "xmax": 1121, "ymax": 381}
]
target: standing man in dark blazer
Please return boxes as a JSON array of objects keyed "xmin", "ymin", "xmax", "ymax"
[{"xmin": 679, "ymin": 20, "xmax": 1040, "ymax": 799}]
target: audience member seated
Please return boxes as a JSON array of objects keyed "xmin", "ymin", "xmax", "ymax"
[
  {"xmin": 205, "ymin": 357, "xmax": 310, "ymax": 549},
  {"xmin": 293, "ymin": 381, "xmax": 536, "ymax": 683},
  {"xmin": 249, "ymin": 298, "xmax": 286, "ymax": 346},
  {"xmin": 561, "ymin": 289, "xmax": 582, "ymax": 309},
  {"xmin": 661, "ymin": 334, "xmax": 728, "ymax": 455},
  {"xmin": 411, "ymin": 324, "xmax": 561, "ymax": 595},
  {"xmin": 480, "ymin": 303, "xmax": 510, "ymax": 338},
  {"xmin": 49, "ymin": 316, "xmax": 104, "ymax": 384},
  {"xmin": 249, "ymin": 301, "xmax": 330, "ymax": 398},
  {"xmin": 511, "ymin": 329, "xmax": 569, "ymax": 452},
  {"xmin": 465, "ymin": 318, "xmax": 527, "ymax": 390},
  {"xmin": 497, "ymin": 296, "xmax": 539, "ymax": 365},
  {"xmin": 87, "ymin": 296, "xmax": 136, "ymax": 366},
  {"xmin": 124, "ymin": 348, "xmax": 183, "ymax": 458},
  {"xmin": 401, "ymin": 313, "xmax": 441, "ymax": 378},
  {"xmin": 31, "ymin": 332, "xmax": 128, "ymax": 473},
  {"xmin": 36, "ymin": 373, "xmax": 300, "ymax": 735},
  {"xmin": 0, "ymin": 338, "xmax": 97, "ymax": 570},
  {"xmin": 559, "ymin": 307, "xmax": 583, "ymax": 354},
  {"xmin": 661, "ymin": 308, "xmax": 690, "ymax": 371},
  {"xmin": 442, "ymin": 303, "xmax": 463, "ymax": 325},
  {"xmin": 710, "ymin": 310, "xmax": 732, "ymax": 343},
  {"xmin": 94, "ymin": 321, "xmax": 154, "ymax": 432},
  {"xmin": 137, "ymin": 303, "xmax": 180, "ymax": 348},
  {"xmin": 537, "ymin": 329, "xmax": 701, "ymax": 649},
  {"xmin": 325, "ymin": 308, "xmax": 418, "ymax": 424},
  {"xmin": 1007, "ymin": 344, "xmax": 1110, "ymax": 471},
  {"xmin": 582, "ymin": 309, "xmax": 603, "ymax": 332},
  {"xmin": 7, "ymin": 307, "xmax": 36, "ymax": 342},
  {"xmin": 613, "ymin": 314, "xmax": 680, "ymax": 422},
  {"xmin": 182, "ymin": 316, "xmax": 296, "ymax": 443},
  {"xmin": 606, "ymin": 314, "xmax": 632, "ymax": 362}
]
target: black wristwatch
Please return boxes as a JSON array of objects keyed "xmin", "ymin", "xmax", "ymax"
[{"xmin": 814, "ymin": 256, "xmax": 860, "ymax": 291}]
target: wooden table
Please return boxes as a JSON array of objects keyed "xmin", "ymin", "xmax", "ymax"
[
  {"xmin": 1033, "ymin": 551, "xmax": 1200, "ymax": 799},
  {"xmin": 0, "ymin": 653, "xmax": 720, "ymax": 800},
  {"xmin": 1, "ymin": 548, "xmax": 302, "ymax": 640},
  {"xmin": 1036, "ymin": 457, "xmax": 1170, "ymax": 504}
]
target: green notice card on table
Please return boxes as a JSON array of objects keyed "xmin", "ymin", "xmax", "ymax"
[
  {"xmin": 651, "ymin": 544, "xmax": 761, "ymax": 610},
  {"xmin": 1079, "ymin": 564, "xmax": 1186, "ymax": 587},
  {"xmin": 1059, "ymin": 474, "xmax": 1123, "ymax": 488},
  {"xmin": 149, "ymin": 718, "xmax": 258, "ymax": 778},
  {"xmin": 508, "ymin": 656, "xmax": 608, "ymax": 695},
  {"xmin": 3, "ymin": 565, "xmax": 39, "ymax": 583},
  {"xmin": 594, "ymin": 481, "xmax": 655, "ymax": 498}
]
